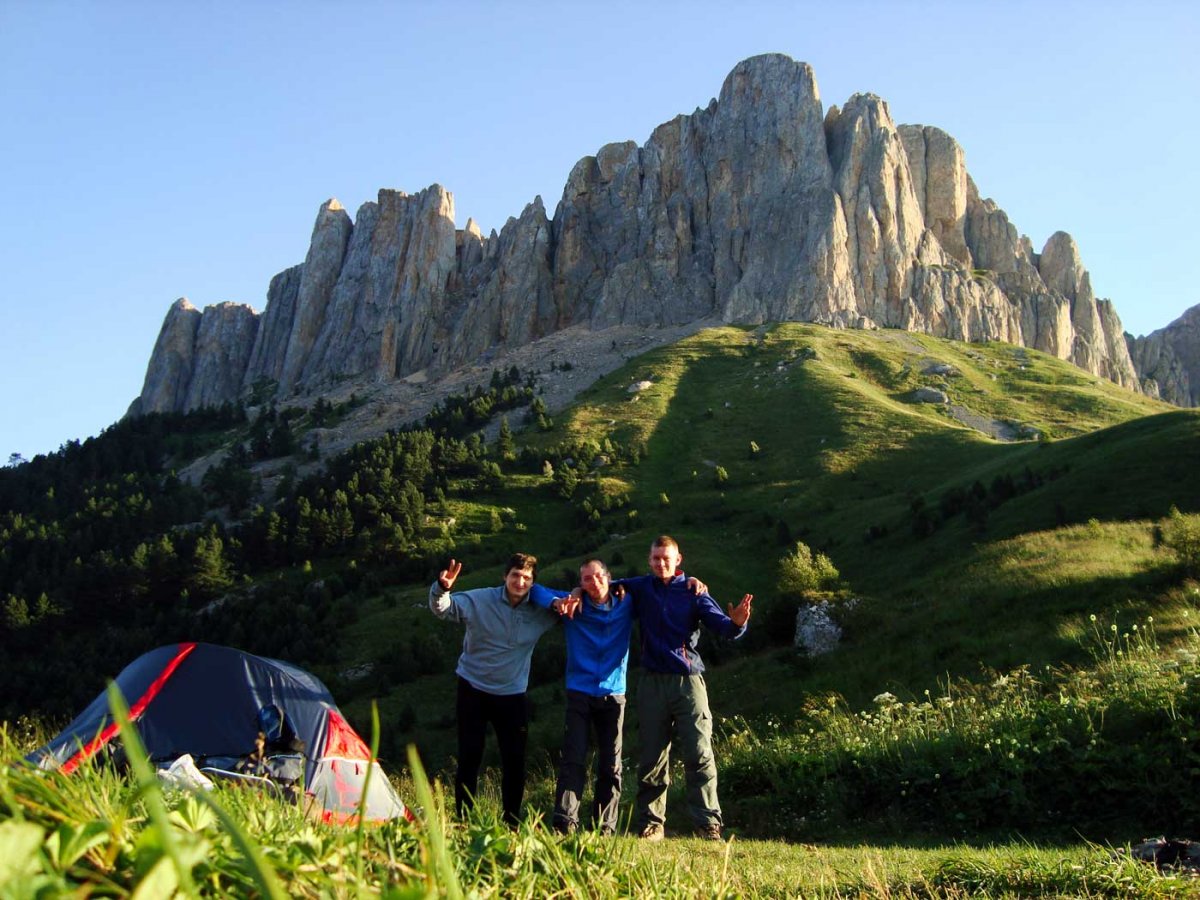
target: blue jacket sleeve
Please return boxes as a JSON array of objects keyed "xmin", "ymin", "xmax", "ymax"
[
  {"xmin": 528, "ymin": 582, "xmax": 569, "ymax": 610},
  {"xmin": 695, "ymin": 591, "xmax": 747, "ymax": 640}
]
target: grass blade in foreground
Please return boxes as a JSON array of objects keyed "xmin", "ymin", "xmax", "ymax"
[
  {"xmin": 407, "ymin": 745, "xmax": 462, "ymax": 900},
  {"xmin": 353, "ymin": 701, "xmax": 381, "ymax": 892},
  {"xmin": 107, "ymin": 682, "xmax": 199, "ymax": 898}
]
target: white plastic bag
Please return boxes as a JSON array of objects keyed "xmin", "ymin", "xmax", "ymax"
[{"xmin": 156, "ymin": 753, "xmax": 215, "ymax": 791}]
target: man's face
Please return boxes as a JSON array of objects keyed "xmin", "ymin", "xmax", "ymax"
[
  {"xmin": 505, "ymin": 566, "xmax": 534, "ymax": 600},
  {"xmin": 579, "ymin": 562, "xmax": 610, "ymax": 601},
  {"xmin": 648, "ymin": 543, "xmax": 681, "ymax": 581}
]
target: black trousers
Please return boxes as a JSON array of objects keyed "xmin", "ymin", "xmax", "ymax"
[
  {"xmin": 455, "ymin": 676, "xmax": 529, "ymax": 826},
  {"xmin": 553, "ymin": 690, "xmax": 625, "ymax": 833}
]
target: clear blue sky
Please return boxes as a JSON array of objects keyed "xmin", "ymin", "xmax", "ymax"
[{"xmin": 2, "ymin": 0, "xmax": 1196, "ymax": 460}]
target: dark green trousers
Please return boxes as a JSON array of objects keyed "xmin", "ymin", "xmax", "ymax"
[{"xmin": 635, "ymin": 672, "xmax": 721, "ymax": 829}]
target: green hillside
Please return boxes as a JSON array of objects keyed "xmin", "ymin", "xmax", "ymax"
[
  {"xmin": 295, "ymin": 323, "xmax": 1197, "ymax": 842},
  {"xmin": 4, "ymin": 323, "xmax": 1200, "ymax": 849}
]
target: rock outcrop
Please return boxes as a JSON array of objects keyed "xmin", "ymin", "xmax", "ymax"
[
  {"xmin": 132, "ymin": 53, "xmax": 1170, "ymax": 416},
  {"xmin": 1127, "ymin": 304, "xmax": 1200, "ymax": 407},
  {"xmin": 183, "ymin": 302, "xmax": 259, "ymax": 411},
  {"xmin": 131, "ymin": 299, "xmax": 258, "ymax": 415},
  {"xmin": 130, "ymin": 298, "xmax": 201, "ymax": 416}
]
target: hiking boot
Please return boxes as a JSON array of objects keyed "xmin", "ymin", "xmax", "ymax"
[
  {"xmin": 698, "ymin": 823, "xmax": 723, "ymax": 841},
  {"xmin": 639, "ymin": 822, "xmax": 665, "ymax": 842}
]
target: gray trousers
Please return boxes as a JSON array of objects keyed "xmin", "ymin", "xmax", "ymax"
[
  {"xmin": 553, "ymin": 690, "xmax": 625, "ymax": 833},
  {"xmin": 635, "ymin": 673, "xmax": 721, "ymax": 829}
]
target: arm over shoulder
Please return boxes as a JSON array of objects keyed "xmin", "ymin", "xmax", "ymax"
[{"xmin": 528, "ymin": 582, "xmax": 569, "ymax": 611}]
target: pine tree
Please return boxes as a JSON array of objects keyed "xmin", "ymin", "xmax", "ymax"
[
  {"xmin": 497, "ymin": 416, "xmax": 515, "ymax": 460},
  {"xmin": 189, "ymin": 528, "xmax": 234, "ymax": 599}
]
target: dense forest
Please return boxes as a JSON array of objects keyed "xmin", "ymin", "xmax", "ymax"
[{"xmin": 0, "ymin": 366, "xmax": 636, "ymax": 724}]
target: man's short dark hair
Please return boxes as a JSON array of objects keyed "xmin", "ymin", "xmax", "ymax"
[
  {"xmin": 650, "ymin": 535, "xmax": 680, "ymax": 552},
  {"xmin": 505, "ymin": 552, "xmax": 538, "ymax": 578},
  {"xmin": 579, "ymin": 558, "xmax": 609, "ymax": 577}
]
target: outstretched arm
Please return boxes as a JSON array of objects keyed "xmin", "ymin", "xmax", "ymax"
[
  {"xmin": 439, "ymin": 558, "xmax": 463, "ymax": 591},
  {"xmin": 694, "ymin": 587, "xmax": 752, "ymax": 638},
  {"xmin": 727, "ymin": 594, "xmax": 753, "ymax": 628},
  {"xmin": 430, "ymin": 558, "xmax": 465, "ymax": 619}
]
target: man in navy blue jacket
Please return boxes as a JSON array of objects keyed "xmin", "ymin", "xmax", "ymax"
[{"xmin": 622, "ymin": 535, "xmax": 752, "ymax": 842}]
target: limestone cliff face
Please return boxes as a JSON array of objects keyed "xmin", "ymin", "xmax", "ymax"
[
  {"xmin": 132, "ymin": 52, "xmax": 1175, "ymax": 416},
  {"xmin": 131, "ymin": 299, "xmax": 258, "ymax": 415},
  {"xmin": 1127, "ymin": 304, "xmax": 1200, "ymax": 407},
  {"xmin": 243, "ymin": 265, "xmax": 301, "ymax": 390},
  {"xmin": 184, "ymin": 302, "xmax": 259, "ymax": 410},
  {"xmin": 445, "ymin": 198, "xmax": 556, "ymax": 366},
  {"xmin": 279, "ymin": 199, "xmax": 353, "ymax": 390},
  {"xmin": 130, "ymin": 298, "xmax": 201, "ymax": 415}
]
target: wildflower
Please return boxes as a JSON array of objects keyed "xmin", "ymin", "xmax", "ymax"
[
  {"xmin": 873, "ymin": 692, "xmax": 898, "ymax": 706},
  {"xmin": 1089, "ymin": 614, "xmax": 1097, "ymax": 622}
]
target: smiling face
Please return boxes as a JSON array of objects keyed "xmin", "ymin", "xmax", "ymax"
[
  {"xmin": 504, "ymin": 565, "xmax": 535, "ymax": 602},
  {"xmin": 579, "ymin": 560, "xmax": 610, "ymax": 602},
  {"xmin": 648, "ymin": 540, "xmax": 682, "ymax": 582}
]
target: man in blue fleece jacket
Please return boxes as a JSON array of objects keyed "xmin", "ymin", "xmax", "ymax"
[
  {"xmin": 623, "ymin": 535, "xmax": 752, "ymax": 842},
  {"xmin": 548, "ymin": 558, "xmax": 629, "ymax": 834}
]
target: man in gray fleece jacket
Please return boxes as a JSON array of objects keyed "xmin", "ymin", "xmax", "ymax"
[{"xmin": 429, "ymin": 552, "xmax": 562, "ymax": 825}]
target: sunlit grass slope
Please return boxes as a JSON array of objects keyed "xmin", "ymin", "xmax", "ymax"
[{"xmin": 332, "ymin": 325, "xmax": 1198, "ymax": 807}]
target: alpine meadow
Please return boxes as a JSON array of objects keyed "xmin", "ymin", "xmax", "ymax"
[{"xmin": 4, "ymin": 322, "xmax": 1200, "ymax": 897}]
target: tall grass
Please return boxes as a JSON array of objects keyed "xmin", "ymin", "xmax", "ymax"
[
  {"xmin": 720, "ymin": 612, "xmax": 1200, "ymax": 841},
  {"xmin": 0, "ymin": 697, "xmax": 733, "ymax": 897},
  {"xmin": 4, "ymin": 690, "xmax": 1195, "ymax": 896}
]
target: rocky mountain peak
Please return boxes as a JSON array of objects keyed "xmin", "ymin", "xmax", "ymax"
[{"xmin": 130, "ymin": 53, "xmax": 1187, "ymax": 418}]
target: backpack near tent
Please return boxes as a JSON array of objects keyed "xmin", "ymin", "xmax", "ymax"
[{"xmin": 27, "ymin": 642, "xmax": 410, "ymax": 823}]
